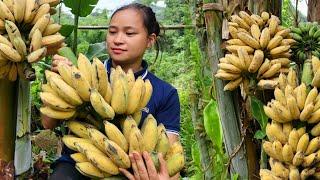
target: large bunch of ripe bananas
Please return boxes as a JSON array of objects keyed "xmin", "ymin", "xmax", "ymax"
[
  {"xmin": 260, "ymin": 61, "xmax": 320, "ymax": 179},
  {"xmin": 62, "ymin": 116, "xmax": 185, "ymax": 178},
  {"xmin": 40, "ymin": 53, "xmax": 153, "ymax": 120},
  {"xmin": 291, "ymin": 22, "xmax": 320, "ymax": 64},
  {"xmin": 0, "ymin": 0, "xmax": 64, "ymax": 81},
  {"xmin": 216, "ymin": 11, "xmax": 294, "ymax": 91}
]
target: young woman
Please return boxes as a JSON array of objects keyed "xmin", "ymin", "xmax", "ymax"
[{"xmin": 44, "ymin": 3, "xmax": 181, "ymax": 180}]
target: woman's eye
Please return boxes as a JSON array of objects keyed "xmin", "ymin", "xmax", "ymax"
[
  {"xmin": 126, "ymin": 32, "xmax": 135, "ymax": 36},
  {"xmin": 109, "ymin": 31, "xmax": 116, "ymax": 34}
]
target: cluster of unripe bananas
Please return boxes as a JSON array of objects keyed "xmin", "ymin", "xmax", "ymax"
[
  {"xmin": 216, "ymin": 11, "xmax": 294, "ymax": 91},
  {"xmin": 62, "ymin": 116, "xmax": 185, "ymax": 178},
  {"xmin": 0, "ymin": 0, "xmax": 64, "ymax": 81}
]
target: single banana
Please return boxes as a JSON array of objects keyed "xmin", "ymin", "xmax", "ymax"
[
  {"xmin": 166, "ymin": 142, "xmax": 184, "ymax": 160},
  {"xmin": 121, "ymin": 115, "xmax": 137, "ymax": 142},
  {"xmin": 156, "ymin": 125, "xmax": 170, "ymax": 157},
  {"xmin": 43, "ymin": 23, "xmax": 61, "ymax": 36},
  {"xmin": 282, "ymin": 144, "xmax": 294, "ymax": 163},
  {"xmin": 89, "ymin": 88, "xmax": 115, "ymax": 119},
  {"xmin": 77, "ymin": 53, "xmax": 92, "ymax": 86},
  {"xmin": 126, "ymin": 77, "xmax": 145, "ymax": 114},
  {"xmin": 104, "ymin": 121, "xmax": 128, "ymax": 152},
  {"xmin": 70, "ymin": 153, "xmax": 88, "ymax": 163},
  {"xmin": 128, "ymin": 126, "xmax": 145, "ymax": 153},
  {"xmin": 92, "ymin": 57, "xmax": 110, "ymax": 97},
  {"xmin": 139, "ymin": 79, "xmax": 153, "ymax": 110},
  {"xmin": 13, "ymin": 0, "xmax": 26, "ymax": 23},
  {"xmin": 84, "ymin": 149, "xmax": 119, "ymax": 175},
  {"xmin": 297, "ymin": 83, "xmax": 307, "ymax": 110},
  {"xmin": 296, "ymin": 133, "xmax": 309, "ymax": 153},
  {"xmin": 0, "ymin": 1, "xmax": 15, "ymax": 22},
  {"xmin": 49, "ymin": 75, "xmax": 83, "ymax": 106},
  {"xmin": 27, "ymin": 47, "xmax": 47, "ymax": 63},
  {"xmin": 305, "ymin": 137, "xmax": 320, "ymax": 155},
  {"xmin": 0, "ymin": 34, "xmax": 13, "ymax": 47},
  {"xmin": 132, "ymin": 110, "xmax": 142, "ymax": 125},
  {"xmin": 71, "ymin": 67, "xmax": 91, "ymax": 102},
  {"xmin": 166, "ymin": 153, "xmax": 185, "ymax": 177},
  {"xmin": 40, "ymin": 92, "xmax": 75, "ymax": 112},
  {"xmin": 61, "ymin": 135, "xmax": 91, "ymax": 151},
  {"xmin": 32, "ymin": 3, "xmax": 50, "ymax": 24},
  {"xmin": 260, "ymin": 27, "xmax": 270, "ymax": 49},
  {"xmin": 103, "ymin": 82, "xmax": 112, "ymax": 104},
  {"xmin": 111, "ymin": 72, "xmax": 129, "ymax": 114},
  {"xmin": 29, "ymin": 13, "xmax": 50, "ymax": 38},
  {"xmin": 0, "ymin": 43, "xmax": 22, "ymax": 62},
  {"xmin": 67, "ymin": 121, "xmax": 94, "ymax": 139},
  {"xmin": 40, "ymin": 106, "xmax": 75, "ymax": 120},
  {"xmin": 24, "ymin": 0, "xmax": 38, "ymax": 23},
  {"xmin": 42, "ymin": 34, "xmax": 64, "ymax": 47},
  {"xmin": 104, "ymin": 139, "xmax": 131, "ymax": 169},
  {"xmin": 87, "ymin": 128, "xmax": 108, "ymax": 153},
  {"xmin": 30, "ymin": 29, "xmax": 42, "ymax": 52},
  {"xmin": 56, "ymin": 63, "xmax": 73, "ymax": 87},
  {"xmin": 141, "ymin": 114, "xmax": 158, "ymax": 152},
  {"xmin": 126, "ymin": 69, "xmax": 135, "ymax": 91},
  {"xmin": 261, "ymin": 63, "xmax": 281, "ymax": 78}
]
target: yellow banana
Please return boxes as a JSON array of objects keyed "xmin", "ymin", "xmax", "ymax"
[
  {"xmin": 87, "ymin": 127, "xmax": 108, "ymax": 153},
  {"xmin": 268, "ymin": 16, "xmax": 279, "ymax": 36},
  {"xmin": 275, "ymin": 28, "xmax": 290, "ymax": 37},
  {"xmin": 61, "ymin": 135, "xmax": 91, "ymax": 151},
  {"xmin": 287, "ymin": 95, "xmax": 300, "ymax": 120},
  {"xmin": 305, "ymin": 137, "xmax": 320, "ymax": 155},
  {"xmin": 300, "ymin": 168, "xmax": 316, "ymax": 180},
  {"xmin": 270, "ymin": 45, "xmax": 290, "ymax": 56},
  {"xmin": 296, "ymin": 133, "xmax": 309, "ymax": 153},
  {"xmin": 84, "ymin": 150, "xmax": 119, "ymax": 175},
  {"xmin": 126, "ymin": 77, "xmax": 145, "ymax": 114},
  {"xmin": 92, "ymin": 57, "xmax": 110, "ymax": 97},
  {"xmin": 215, "ymin": 71, "xmax": 240, "ymax": 80},
  {"xmin": 77, "ymin": 53, "xmax": 92, "ymax": 87},
  {"xmin": 267, "ymin": 35, "xmax": 283, "ymax": 50},
  {"xmin": 12, "ymin": 37, "xmax": 27, "ymax": 57},
  {"xmin": 270, "ymin": 58, "xmax": 291, "ymax": 67},
  {"xmin": 263, "ymin": 141, "xmax": 277, "ymax": 159},
  {"xmin": 261, "ymin": 63, "xmax": 281, "ymax": 78},
  {"xmin": 40, "ymin": 106, "xmax": 75, "ymax": 120},
  {"xmin": 307, "ymin": 108, "xmax": 320, "ymax": 124},
  {"xmin": 24, "ymin": 0, "xmax": 38, "ymax": 23},
  {"xmin": 311, "ymin": 122, "xmax": 320, "ymax": 136},
  {"xmin": 40, "ymin": 92, "xmax": 75, "ymax": 112},
  {"xmin": 272, "ymin": 100, "xmax": 292, "ymax": 122},
  {"xmin": 67, "ymin": 121, "xmax": 94, "ymax": 139},
  {"xmin": 273, "ymin": 87, "xmax": 286, "ymax": 106},
  {"xmin": 261, "ymin": 11, "xmax": 269, "ymax": 22},
  {"xmin": 267, "ymin": 122, "xmax": 287, "ymax": 144},
  {"xmin": 27, "ymin": 47, "xmax": 47, "ymax": 63},
  {"xmin": 226, "ymin": 39, "xmax": 246, "ymax": 46},
  {"xmin": 111, "ymin": 72, "xmax": 129, "ymax": 114},
  {"xmin": 156, "ymin": 125, "xmax": 170, "ymax": 157},
  {"xmin": 288, "ymin": 166, "xmax": 299, "ymax": 180},
  {"xmin": 292, "ymin": 151, "xmax": 304, "ymax": 166},
  {"xmin": 302, "ymin": 153, "xmax": 317, "ymax": 167},
  {"xmin": 260, "ymin": 27, "xmax": 270, "ymax": 49},
  {"xmin": 42, "ymin": 34, "xmax": 64, "ymax": 47},
  {"xmin": 32, "ymin": 3, "xmax": 50, "ymax": 24},
  {"xmin": 49, "ymin": 75, "xmax": 83, "ymax": 106},
  {"xmin": 230, "ymin": 15, "xmax": 250, "ymax": 30},
  {"xmin": 141, "ymin": 114, "xmax": 158, "ymax": 152},
  {"xmin": 312, "ymin": 55, "xmax": 320, "ymax": 74},
  {"xmin": 132, "ymin": 110, "xmax": 142, "ymax": 125},
  {"xmin": 104, "ymin": 139, "xmax": 131, "ymax": 169},
  {"xmin": 13, "ymin": 0, "xmax": 25, "ymax": 23},
  {"xmin": 0, "ymin": 43, "xmax": 22, "ymax": 62},
  {"xmin": 3, "ymin": 0, "xmax": 13, "ymax": 13},
  {"xmin": 71, "ymin": 67, "xmax": 91, "ymax": 102},
  {"xmin": 166, "ymin": 142, "xmax": 184, "ymax": 160},
  {"xmin": 30, "ymin": 29, "xmax": 42, "ymax": 52},
  {"xmin": 250, "ymin": 24, "xmax": 260, "ymax": 41},
  {"xmin": 260, "ymin": 169, "xmax": 281, "ymax": 180},
  {"xmin": 56, "ymin": 63, "xmax": 73, "ymax": 87},
  {"xmin": 282, "ymin": 144, "xmax": 294, "ymax": 163},
  {"xmin": 305, "ymin": 87, "xmax": 318, "ymax": 107},
  {"xmin": 104, "ymin": 121, "xmax": 128, "ymax": 152},
  {"xmin": 228, "ymin": 26, "xmax": 238, "ymax": 39},
  {"xmin": 263, "ymin": 105, "xmax": 282, "ymax": 122},
  {"xmin": 126, "ymin": 68, "xmax": 135, "ymax": 91},
  {"xmin": 223, "ymin": 77, "xmax": 242, "ymax": 91},
  {"xmin": 271, "ymin": 161, "xmax": 289, "ymax": 179},
  {"xmin": 248, "ymin": 50, "xmax": 264, "ymax": 73},
  {"xmin": 239, "ymin": 11, "xmax": 256, "ymax": 26},
  {"xmin": 43, "ymin": 23, "xmax": 61, "ymax": 36},
  {"xmin": 103, "ymin": 82, "xmax": 112, "ymax": 104},
  {"xmin": 251, "ymin": 14, "xmax": 264, "ymax": 26},
  {"xmin": 0, "ymin": 1, "xmax": 15, "ymax": 22},
  {"xmin": 0, "ymin": 34, "xmax": 13, "ymax": 47},
  {"xmin": 70, "ymin": 153, "xmax": 88, "ymax": 163},
  {"xmin": 237, "ymin": 32, "xmax": 260, "ymax": 49},
  {"xmin": 74, "ymin": 141, "xmax": 105, "ymax": 155},
  {"xmin": 89, "ymin": 88, "xmax": 115, "ymax": 119},
  {"xmin": 121, "ymin": 115, "xmax": 137, "ymax": 142},
  {"xmin": 257, "ymin": 59, "xmax": 270, "ymax": 78},
  {"xmin": 41, "ymin": 83, "xmax": 58, "ymax": 96},
  {"xmin": 297, "ymin": 83, "xmax": 307, "ymax": 110},
  {"xmin": 300, "ymin": 103, "xmax": 314, "ymax": 120},
  {"xmin": 128, "ymin": 126, "xmax": 145, "ymax": 153},
  {"xmin": 29, "ymin": 13, "xmax": 50, "ymax": 38},
  {"xmin": 166, "ymin": 153, "xmax": 185, "ymax": 177},
  {"xmin": 272, "ymin": 140, "xmax": 284, "ymax": 161}
]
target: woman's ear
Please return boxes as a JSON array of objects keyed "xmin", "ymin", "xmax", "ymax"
[{"xmin": 147, "ymin": 33, "xmax": 157, "ymax": 48}]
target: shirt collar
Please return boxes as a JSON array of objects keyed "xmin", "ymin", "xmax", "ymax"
[{"xmin": 104, "ymin": 59, "xmax": 148, "ymax": 79}]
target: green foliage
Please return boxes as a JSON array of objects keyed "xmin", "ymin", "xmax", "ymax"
[
  {"xmin": 250, "ymin": 96, "xmax": 268, "ymax": 139},
  {"xmin": 63, "ymin": 0, "xmax": 99, "ymax": 17}
]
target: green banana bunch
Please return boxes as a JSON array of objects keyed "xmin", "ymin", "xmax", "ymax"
[{"xmin": 291, "ymin": 22, "xmax": 320, "ymax": 64}]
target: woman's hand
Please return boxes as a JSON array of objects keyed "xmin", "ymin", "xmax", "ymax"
[
  {"xmin": 51, "ymin": 54, "xmax": 73, "ymax": 73},
  {"xmin": 119, "ymin": 151, "xmax": 170, "ymax": 180}
]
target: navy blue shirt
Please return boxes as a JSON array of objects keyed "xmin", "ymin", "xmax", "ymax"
[{"xmin": 55, "ymin": 59, "xmax": 180, "ymax": 166}]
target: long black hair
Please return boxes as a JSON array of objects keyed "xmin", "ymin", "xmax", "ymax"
[{"xmin": 110, "ymin": 3, "xmax": 162, "ymax": 65}]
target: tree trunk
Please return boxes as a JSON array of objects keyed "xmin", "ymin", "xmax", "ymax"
[
  {"xmin": 202, "ymin": 0, "xmax": 249, "ymax": 178},
  {"xmin": 0, "ymin": 80, "xmax": 17, "ymax": 163},
  {"xmin": 307, "ymin": 0, "xmax": 320, "ymax": 22}
]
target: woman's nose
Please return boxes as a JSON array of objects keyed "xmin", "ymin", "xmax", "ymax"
[{"xmin": 114, "ymin": 33, "xmax": 124, "ymax": 44}]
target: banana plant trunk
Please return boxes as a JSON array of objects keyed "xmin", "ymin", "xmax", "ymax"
[
  {"xmin": 307, "ymin": 0, "xmax": 320, "ymax": 22},
  {"xmin": 0, "ymin": 80, "xmax": 17, "ymax": 163}
]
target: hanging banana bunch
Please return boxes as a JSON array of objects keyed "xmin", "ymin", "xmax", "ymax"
[
  {"xmin": 62, "ymin": 116, "xmax": 185, "ymax": 179},
  {"xmin": 216, "ymin": 11, "xmax": 293, "ymax": 91},
  {"xmin": 0, "ymin": 0, "xmax": 64, "ymax": 81},
  {"xmin": 291, "ymin": 22, "xmax": 320, "ymax": 64}
]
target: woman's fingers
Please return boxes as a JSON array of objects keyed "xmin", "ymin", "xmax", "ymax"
[
  {"xmin": 119, "ymin": 168, "xmax": 135, "ymax": 180},
  {"xmin": 143, "ymin": 151, "xmax": 158, "ymax": 179},
  {"xmin": 133, "ymin": 152, "xmax": 149, "ymax": 180},
  {"xmin": 158, "ymin": 153, "xmax": 169, "ymax": 175},
  {"xmin": 129, "ymin": 153, "xmax": 140, "ymax": 180}
]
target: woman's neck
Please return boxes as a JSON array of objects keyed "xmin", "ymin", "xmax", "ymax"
[{"xmin": 111, "ymin": 59, "xmax": 143, "ymax": 73}]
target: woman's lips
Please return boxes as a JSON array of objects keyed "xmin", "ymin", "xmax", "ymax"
[{"xmin": 111, "ymin": 48, "xmax": 126, "ymax": 54}]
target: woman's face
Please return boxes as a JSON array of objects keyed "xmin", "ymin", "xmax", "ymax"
[{"xmin": 106, "ymin": 8, "xmax": 155, "ymax": 64}]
